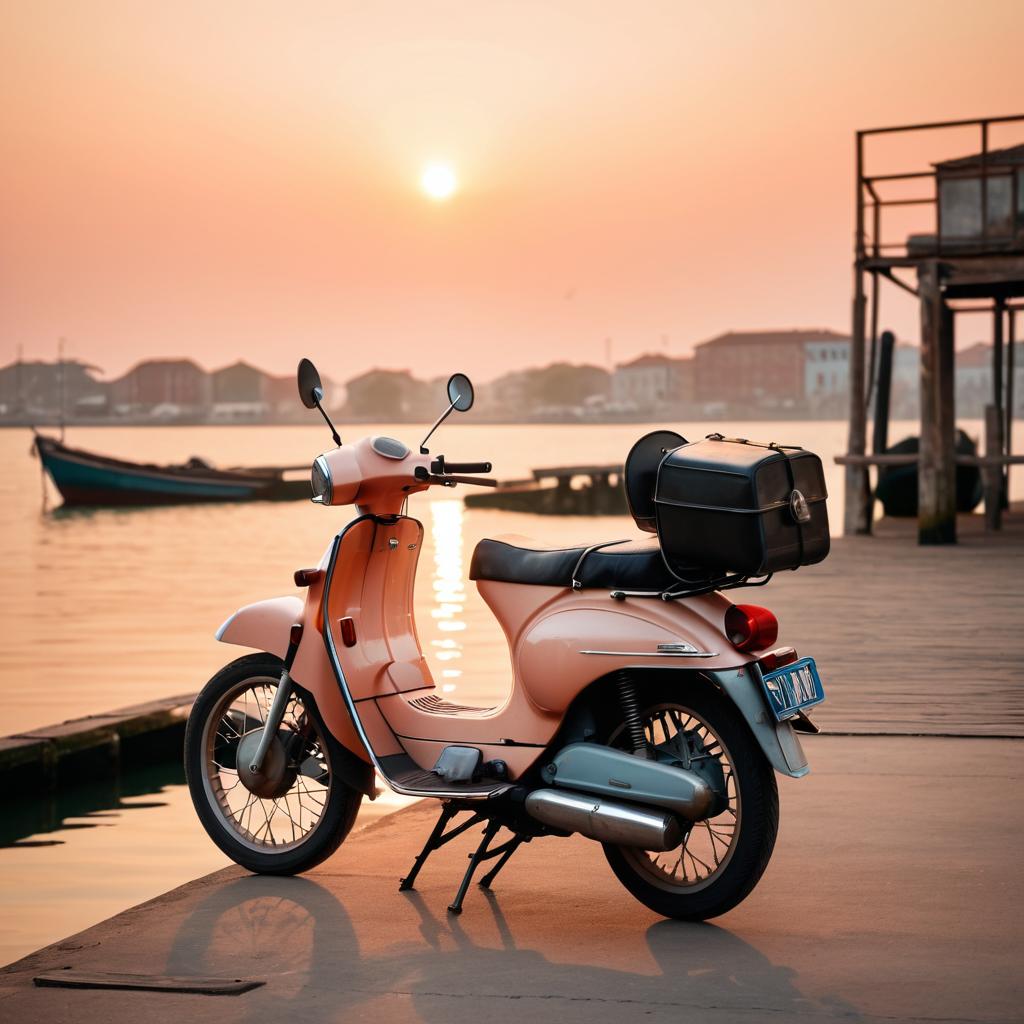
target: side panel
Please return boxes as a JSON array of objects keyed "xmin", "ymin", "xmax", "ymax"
[
  {"xmin": 510, "ymin": 587, "xmax": 751, "ymax": 715},
  {"xmin": 484, "ymin": 582, "xmax": 809, "ymax": 779}
]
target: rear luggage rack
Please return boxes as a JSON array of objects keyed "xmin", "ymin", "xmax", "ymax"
[{"xmin": 610, "ymin": 572, "xmax": 773, "ymax": 602}]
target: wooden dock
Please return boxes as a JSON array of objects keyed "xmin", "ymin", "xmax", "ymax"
[
  {"xmin": 763, "ymin": 507, "xmax": 1024, "ymax": 737},
  {"xmin": 464, "ymin": 464, "xmax": 627, "ymax": 515}
]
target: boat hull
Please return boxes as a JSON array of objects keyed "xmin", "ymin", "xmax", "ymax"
[{"xmin": 34, "ymin": 436, "xmax": 309, "ymax": 507}]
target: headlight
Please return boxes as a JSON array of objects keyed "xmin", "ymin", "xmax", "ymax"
[{"xmin": 310, "ymin": 455, "xmax": 332, "ymax": 504}]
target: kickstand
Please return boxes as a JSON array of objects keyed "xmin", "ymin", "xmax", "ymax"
[
  {"xmin": 479, "ymin": 833, "xmax": 529, "ymax": 890},
  {"xmin": 448, "ymin": 819, "xmax": 502, "ymax": 914},
  {"xmin": 448, "ymin": 823, "xmax": 530, "ymax": 914},
  {"xmin": 399, "ymin": 804, "xmax": 485, "ymax": 893}
]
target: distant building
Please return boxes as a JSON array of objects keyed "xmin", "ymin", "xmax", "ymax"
[
  {"xmin": 490, "ymin": 363, "xmax": 610, "ymax": 416},
  {"xmin": 955, "ymin": 341, "xmax": 1024, "ymax": 417},
  {"xmin": 694, "ymin": 329, "xmax": 849, "ymax": 408},
  {"xmin": 613, "ymin": 355, "xmax": 693, "ymax": 408},
  {"xmin": 804, "ymin": 338, "xmax": 851, "ymax": 402},
  {"xmin": 0, "ymin": 359, "xmax": 107, "ymax": 416},
  {"xmin": 210, "ymin": 361, "xmax": 268, "ymax": 421},
  {"xmin": 344, "ymin": 369, "xmax": 420, "ymax": 419},
  {"xmin": 890, "ymin": 344, "xmax": 921, "ymax": 419},
  {"xmin": 111, "ymin": 359, "xmax": 210, "ymax": 416}
]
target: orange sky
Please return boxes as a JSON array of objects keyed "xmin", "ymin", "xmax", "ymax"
[{"xmin": 1, "ymin": 1, "xmax": 1022, "ymax": 382}]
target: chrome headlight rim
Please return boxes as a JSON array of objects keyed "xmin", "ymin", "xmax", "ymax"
[{"xmin": 311, "ymin": 454, "xmax": 332, "ymax": 505}]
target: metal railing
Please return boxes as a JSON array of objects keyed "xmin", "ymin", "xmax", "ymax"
[{"xmin": 855, "ymin": 114, "xmax": 1024, "ymax": 262}]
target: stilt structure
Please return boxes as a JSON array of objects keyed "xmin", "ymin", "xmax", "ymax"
[{"xmin": 840, "ymin": 115, "xmax": 1024, "ymax": 543}]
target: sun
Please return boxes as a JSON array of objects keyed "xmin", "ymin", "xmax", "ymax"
[{"xmin": 420, "ymin": 161, "xmax": 458, "ymax": 201}]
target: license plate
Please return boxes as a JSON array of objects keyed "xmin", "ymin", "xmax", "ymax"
[{"xmin": 759, "ymin": 657, "xmax": 825, "ymax": 721}]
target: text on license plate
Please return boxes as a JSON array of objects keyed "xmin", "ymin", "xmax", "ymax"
[{"xmin": 759, "ymin": 657, "xmax": 825, "ymax": 721}]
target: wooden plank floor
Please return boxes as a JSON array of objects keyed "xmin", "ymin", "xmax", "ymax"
[{"xmin": 767, "ymin": 508, "xmax": 1024, "ymax": 736}]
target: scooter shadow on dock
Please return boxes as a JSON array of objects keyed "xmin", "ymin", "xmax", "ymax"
[{"xmin": 163, "ymin": 873, "xmax": 862, "ymax": 1022}]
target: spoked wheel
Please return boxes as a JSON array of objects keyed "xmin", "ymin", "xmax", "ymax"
[
  {"xmin": 603, "ymin": 678, "xmax": 778, "ymax": 920},
  {"xmin": 185, "ymin": 653, "xmax": 362, "ymax": 875}
]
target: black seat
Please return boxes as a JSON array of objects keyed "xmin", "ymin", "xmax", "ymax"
[{"xmin": 469, "ymin": 535, "xmax": 706, "ymax": 591}]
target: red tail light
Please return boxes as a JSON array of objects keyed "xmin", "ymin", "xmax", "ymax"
[
  {"xmin": 759, "ymin": 646, "xmax": 798, "ymax": 672},
  {"xmin": 724, "ymin": 604, "xmax": 779, "ymax": 652}
]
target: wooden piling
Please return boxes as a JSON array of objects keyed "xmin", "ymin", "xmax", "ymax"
[
  {"xmin": 984, "ymin": 404, "xmax": 1003, "ymax": 531},
  {"xmin": 844, "ymin": 265, "xmax": 871, "ymax": 535},
  {"xmin": 917, "ymin": 261, "xmax": 957, "ymax": 544}
]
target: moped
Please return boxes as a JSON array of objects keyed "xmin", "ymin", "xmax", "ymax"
[{"xmin": 186, "ymin": 360, "xmax": 825, "ymax": 919}]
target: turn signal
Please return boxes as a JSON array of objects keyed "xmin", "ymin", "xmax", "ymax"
[
  {"xmin": 339, "ymin": 616, "xmax": 357, "ymax": 647},
  {"xmin": 724, "ymin": 604, "xmax": 779, "ymax": 652}
]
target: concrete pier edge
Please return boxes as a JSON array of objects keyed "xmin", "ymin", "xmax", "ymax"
[{"xmin": 0, "ymin": 695, "xmax": 195, "ymax": 792}]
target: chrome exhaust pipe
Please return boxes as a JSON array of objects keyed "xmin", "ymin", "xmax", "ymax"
[{"xmin": 525, "ymin": 788, "xmax": 682, "ymax": 851}]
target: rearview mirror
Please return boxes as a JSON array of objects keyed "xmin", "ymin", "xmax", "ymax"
[
  {"xmin": 297, "ymin": 358, "xmax": 324, "ymax": 410},
  {"xmin": 297, "ymin": 357, "xmax": 341, "ymax": 446},
  {"xmin": 419, "ymin": 371, "xmax": 476, "ymax": 453},
  {"xmin": 447, "ymin": 373, "xmax": 474, "ymax": 412}
]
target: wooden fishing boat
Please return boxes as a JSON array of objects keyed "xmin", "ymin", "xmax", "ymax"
[
  {"xmin": 33, "ymin": 434, "xmax": 310, "ymax": 507},
  {"xmin": 875, "ymin": 429, "xmax": 983, "ymax": 517}
]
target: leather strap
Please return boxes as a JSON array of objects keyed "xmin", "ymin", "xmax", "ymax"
[
  {"xmin": 705, "ymin": 432, "xmax": 804, "ymax": 451},
  {"xmin": 571, "ymin": 539, "xmax": 631, "ymax": 590}
]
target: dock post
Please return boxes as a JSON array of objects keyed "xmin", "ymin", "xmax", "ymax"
[
  {"xmin": 984, "ymin": 404, "xmax": 1003, "ymax": 531},
  {"xmin": 1007, "ymin": 310, "xmax": 1016, "ymax": 505},
  {"xmin": 993, "ymin": 297, "xmax": 1007, "ymax": 509},
  {"xmin": 844, "ymin": 266, "xmax": 871, "ymax": 535},
  {"xmin": 917, "ymin": 261, "xmax": 957, "ymax": 544},
  {"xmin": 867, "ymin": 330, "xmax": 896, "ymax": 525}
]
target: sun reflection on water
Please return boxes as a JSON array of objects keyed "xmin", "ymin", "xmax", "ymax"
[{"xmin": 429, "ymin": 500, "xmax": 465, "ymax": 694}]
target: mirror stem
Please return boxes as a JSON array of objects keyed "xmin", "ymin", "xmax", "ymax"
[
  {"xmin": 419, "ymin": 400, "xmax": 456, "ymax": 454},
  {"xmin": 315, "ymin": 400, "xmax": 342, "ymax": 447}
]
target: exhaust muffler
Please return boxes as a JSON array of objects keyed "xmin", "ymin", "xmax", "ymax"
[{"xmin": 525, "ymin": 788, "xmax": 682, "ymax": 851}]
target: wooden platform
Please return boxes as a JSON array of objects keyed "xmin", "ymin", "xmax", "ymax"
[{"xmin": 764, "ymin": 508, "xmax": 1024, "ymax": 737}]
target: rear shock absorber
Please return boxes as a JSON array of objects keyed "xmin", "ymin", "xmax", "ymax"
[{"xmin": 614, "ymin": 671, "xmax": 649, "ymax": 758}]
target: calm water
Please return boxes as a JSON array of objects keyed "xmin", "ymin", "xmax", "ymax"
[
  {"xmin": 1, "ymin": 418, "xmax": 1019, "ymax": 963},
  {"xmin": 1, "ymin": 419, "xmax": 866, "ymax": 734}
]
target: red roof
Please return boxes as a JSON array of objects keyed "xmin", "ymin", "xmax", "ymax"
[
  {"xmin": 695, "ymin": 329, "xmax": 849, "ymax": 351},
  {"xmin": 617, "ymin": 353, "xmax": 692, "ymax": 369},
  {"xmin": 957, "ymin": 342, "xmax": 994, "ymax": 368}
]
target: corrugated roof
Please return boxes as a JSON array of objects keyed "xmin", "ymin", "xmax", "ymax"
[{"xmin": 936, "ymin": 143, "xmax": 1024, "ymax": 170}]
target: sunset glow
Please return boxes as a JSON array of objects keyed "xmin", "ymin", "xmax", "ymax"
[
  {"xmin": 420, "ymin": 162, "xmax": 458, "ymax": 201},
  {"xmin": 0, "ymin": 2, "xmax": 1021, "ymax": 381}
]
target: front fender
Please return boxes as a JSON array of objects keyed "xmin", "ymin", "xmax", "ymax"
[
  {"xmin": 705, "ymin": 665, "xmax": 809, "ymax": 778},
  {"xmin": 215, "ymin": 595, "xmax": 375, "ymax": 796},
  {"xmin": 216, "ymin": 596, "xmax": 304, "ymax": 658}
]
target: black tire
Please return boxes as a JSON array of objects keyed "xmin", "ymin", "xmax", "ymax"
[
  {"xmin": 602, "ymin": 677, "xmax": 779, "ymax": 921},
  {"xmin": 185, "ymin": 652, "xmax": 362, "ymax": 875}
]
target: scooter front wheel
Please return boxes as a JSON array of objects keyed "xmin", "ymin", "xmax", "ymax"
[
  {"xmin": 602, "ymin": 678, "xmax": 778, "ymax": 921},
  {"xmin": 185, "ymin": 653, "xmax": 362, "ymax": 875}
]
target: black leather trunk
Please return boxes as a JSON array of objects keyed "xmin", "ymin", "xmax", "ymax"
[{"xmin": 654, "ymin": 435, "xmax": 830, "ymax": 577}]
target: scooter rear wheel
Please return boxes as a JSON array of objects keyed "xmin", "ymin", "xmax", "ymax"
[
  {"xmin": 185, "ymin": 653, "xmax": 363, "ymax": 875},
  {"xmin": 602, "ymin": 678, "xmax": 778, "ymax": 920}
]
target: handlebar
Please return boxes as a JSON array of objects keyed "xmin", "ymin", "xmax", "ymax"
[
  {"xmin": 429, "ymin": 457, "xmax": 492, "ymax": 474},
  {"xmin": 414, "ymin": 466, "xmax": 498, "ymax": 488}
]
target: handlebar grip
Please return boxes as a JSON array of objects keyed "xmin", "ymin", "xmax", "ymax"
[{"xmin": 443, "ymin": 461, "xmax": 492, "ymax": 474}]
